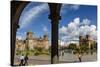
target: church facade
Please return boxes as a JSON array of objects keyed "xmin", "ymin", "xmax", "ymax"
[
  {"xmin": 79, "ymin": 35, "xmax": 95, "ymax": 49},
  {"xmin": 16, "ymin": 31, "xmax": 49, "ymax": 51}
]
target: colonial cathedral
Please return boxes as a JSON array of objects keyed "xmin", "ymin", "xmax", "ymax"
[{"xmin": 16, "ymin": 31, "xmax": 49, "ymax": 51}]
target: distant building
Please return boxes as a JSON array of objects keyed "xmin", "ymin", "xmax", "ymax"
[
  {"xmin": 79, "ymin": 35, "xmax": 95, "ymax": 49},
  {"xmin": 16, "ymin": 31, "xmax": 49, "ymax": 51},
  {"xmin": 16, "ymin": 39, "xmax": 26, "ymax": 51}
]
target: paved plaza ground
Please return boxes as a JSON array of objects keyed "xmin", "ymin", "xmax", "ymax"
[{"xmin": 14, "ymin": 52, "xmax": 97, "ymax": 66}]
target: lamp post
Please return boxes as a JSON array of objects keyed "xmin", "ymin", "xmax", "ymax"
[{"xmin": 48, "ymin": 3, "xmax": 62, "ymax": 64}]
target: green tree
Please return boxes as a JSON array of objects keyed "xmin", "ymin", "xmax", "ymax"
[
  {"xmin": 68, "ymin": 43, "xmax": 77, "ymax": 50},
  {"xmin": 73, "ymin": 44, "xmax": 89, "ymax": 62}
]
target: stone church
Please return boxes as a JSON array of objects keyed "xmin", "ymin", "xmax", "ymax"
[
  {"xmin": 16, "ymin": 31, "xmax": 49, "ymax": 51},
  {"xmin": 79, "ymin": 35, "xmax": 95, "ymax": 49}
]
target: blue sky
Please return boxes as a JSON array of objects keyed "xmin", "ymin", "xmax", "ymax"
[{"xmin": 16, "ymin": 2, "xmax": 97, "ymax": 45}]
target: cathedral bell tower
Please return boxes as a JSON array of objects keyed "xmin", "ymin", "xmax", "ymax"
[
  {"xmin": 26, "ymin": 31, "xmax": 34, "ymax": 50},
  {"xmin": 26, "ymin": 31, "xmax": 33, "ymax": 40},
  {"xmin": 43, "ymin": 34, "xmax": 48, "ymax": 41}
]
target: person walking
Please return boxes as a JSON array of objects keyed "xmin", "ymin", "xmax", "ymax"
[
  {"xmin": 78, "ymin": 53, "xmax": 82, "ymax": 62},
  {"xmin": 24, "ymin": 54, "xmax": 29, "ymax": 65},
  {"xmin": 19, "ymin": 54, "xmax": 24, "ymax": 66}
]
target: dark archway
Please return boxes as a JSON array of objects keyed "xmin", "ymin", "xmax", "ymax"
[
  {"xmin": 11, "ymin": 1, "xmax": 29, "ymax": 65},
  {"xmin": 11, "ymin": 1, "xmax": 62, "ymax": 65}
]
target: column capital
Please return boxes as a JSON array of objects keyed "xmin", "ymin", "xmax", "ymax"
[
  {"xmin": 14, "ymin": 22, "xmax": 19, "ymax": 29},
  {"xmin": 48, "ymin": 14, "xmax": 61, "ymax": 21}
]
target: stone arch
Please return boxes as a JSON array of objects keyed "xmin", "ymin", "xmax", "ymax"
[
  {"xmin": 11, "ymin": 1, "xmax": 62, "ymax": 65},
  {"xmin": 11, "ymin": 1, "xmax": 29, "ymax": 65}
]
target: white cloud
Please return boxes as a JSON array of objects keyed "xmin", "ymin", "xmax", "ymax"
[
  {"xmin": 61, "ymin": 4, "xmax": 80, "ymax": 14},
  {"xmin": 70, "ymin": 5, "xmax": 80, "ymax": 10},
  {"xmin": 90, "ymin": 25, "xmax": 96, "ymax": 31},
  {"xmin": 16, "ymin": 35, "xmax": 23, "ymax": 40},
  {"xmin": 67, "ymin": 18, "xmax": 79, "ymax": 38},
  {"xmin": 59, "ymin": 40, "xmax": 65, "ymax": 46},
  {"xmin": 19, "ymin": 3, "xmax": 48, "ymax": 29},
  {"xmin": 79, "ymin": 24, "xmax": 97, "ymax": 40},
  {"xmin": 16, "ymin": 32, "xmax": 26, "ymax": 40},
  {"xmin": 79, "ymin": 25, "xmax": 90, "ymax": 35},
  {"xmin": 67, "ymin": 22, "xmax": 77, "ymax": 32},
  {"xmin": 73, "ymin": 17, "xmax": 80, "ymax": 25},
  {"xmin": 59, "ymin": 17, "xmax": 97, "ymax": 45},
  {"xmin": 59, "ymin": 18, "xmax": 80, "ymax": 42},
  {"xmin": 81, "ymin": 18, "xmax": 91, "ymax": 25},
  {"xmin": 59, "ymin": 26, "xmax": 67, "ymax": 34},
  {"xmin": 43, "ymin": 26, "xmax": 48, "ymax": 32}
]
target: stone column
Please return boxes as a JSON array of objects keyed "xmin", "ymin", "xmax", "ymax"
[
  {"xmin": 11, "ymin": 21, "xmax": 19, "ymax": 66},
  {"xmin": 51, "ymin": 20, "xmax": 59, "ymax": 64},
  {"xmin": 11, "ymin": 1, "xmax": 29, "ymax": 65},
  {"xmin": 48, "ymin": 3, "xmax": 62, "ymax": 64},
  {"xmin": 11, "ymin": 1, "xmax": 19, "ymax": 65}
]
